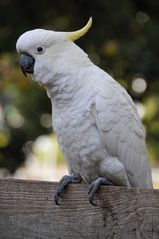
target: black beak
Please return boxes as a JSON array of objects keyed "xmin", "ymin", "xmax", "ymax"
[{"xmin": 20, "ymin": 53, "xmax": 35, "ymax": 76}]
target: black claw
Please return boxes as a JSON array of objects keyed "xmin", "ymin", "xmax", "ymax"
[
  {"xmin": 88, "ymin": 195, "xmax": 96, "ymax": 206},
  {"xmin": 55, "ymin": 197, "xmax": 60, "ymax": 206},
  {"xmin": 54, "ymin": 175, "xmax": 81, "ymax": 205},
  {"xmin": 54, "ymin": 192, "xmax": 62, "ymax": 205},
  {"xmin": 88, "ymin": 182, "xmax": 94, "ymax": 195},
  {"xmin": 88, "ymin": 177, "xmax": 113, "ymax": 206}
]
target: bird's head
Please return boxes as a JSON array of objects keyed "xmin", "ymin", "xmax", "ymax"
[{"xmin": 16, "ymin": 18, "xmax": 92, "ymax": 85}]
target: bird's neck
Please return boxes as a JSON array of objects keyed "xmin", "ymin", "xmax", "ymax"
[
  {"xmin": 44, "ymin": 50, "xmax": 95, "ymax": 108},
  {"xmin": 45, "ymin": 64, "xmax": 93, "ymax": 107}
]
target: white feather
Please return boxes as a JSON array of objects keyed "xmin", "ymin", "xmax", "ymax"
[{"xmin": 16, "ymin": 28, "xmax": 153, "ymax": 188}]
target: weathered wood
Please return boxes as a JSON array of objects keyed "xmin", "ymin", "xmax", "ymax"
[{"xmin": 0, "ymin": 179, "xmax": 159, "ymax": 239}]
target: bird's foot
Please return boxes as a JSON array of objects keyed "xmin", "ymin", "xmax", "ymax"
[
  {"xmin": 88, "ymin": 177, "xmax": 113, "ymax": 206},
  {"xmin": 54, "ymin": 174, "xmax": 81, "ymax": 205}
]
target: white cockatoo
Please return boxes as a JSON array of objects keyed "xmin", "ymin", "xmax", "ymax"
[{"xmin": 16, "ymin": 18, "xmax": 152, "ymax": 205}]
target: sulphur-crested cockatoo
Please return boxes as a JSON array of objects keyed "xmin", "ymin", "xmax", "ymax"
[{"xmin": 16, "ymin": 18, "xmax": 152, "ymax": 205}]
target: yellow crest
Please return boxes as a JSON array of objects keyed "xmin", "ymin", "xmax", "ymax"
[{"xmin": 67, "ymin": 17, "xmax": 92, "ymax": 41}]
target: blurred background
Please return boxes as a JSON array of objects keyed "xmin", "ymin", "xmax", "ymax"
[{"xmin": 0, "ymin": 0, "xmax": 159, "ymax": 187}]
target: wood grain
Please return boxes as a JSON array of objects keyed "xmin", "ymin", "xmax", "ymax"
[{"xmin": 0, "ymin": 179, "xmax": 159, "ymax": 239}]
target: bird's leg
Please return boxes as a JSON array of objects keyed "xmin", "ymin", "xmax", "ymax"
[
  {"xmin": 54, "ymin": 174, "xmax": 82, "ymax": 205},
  {"xmin": 88, "ymin": 177, "xmax": 113, "ymax": 205}
]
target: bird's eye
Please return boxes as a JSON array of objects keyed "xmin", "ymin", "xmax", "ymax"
[{"xmin": 36, "ymin": 47, "xmax": 44, "ymax": 53}]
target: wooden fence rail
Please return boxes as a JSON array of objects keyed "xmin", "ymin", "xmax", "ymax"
[{"xmin": 0, "ymin": 179, "xmax": 159, "ymax": 239}]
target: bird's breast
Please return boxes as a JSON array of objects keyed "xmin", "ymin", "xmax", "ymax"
[{"xmin": 53, "ymin": 106, "xmax": 104, "ymax": 182}]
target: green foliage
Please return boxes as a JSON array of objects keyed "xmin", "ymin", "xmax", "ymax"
[{"xmin": 0, "ymin": 0, "xmax": 159, "ymax": 172}]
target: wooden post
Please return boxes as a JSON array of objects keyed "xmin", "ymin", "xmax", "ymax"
[{"xmin": 0, "ymin": 179, "xmax": 159, "ymax": 238}]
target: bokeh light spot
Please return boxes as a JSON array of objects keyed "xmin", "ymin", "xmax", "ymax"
[
  {"xmin": 5, "ymin": 105, "xmax": 24, "ymax": 128},
  {"xmin": 132, "ymin": 77, "xmax": 147, "ymax": 94},
  {"xmin": 40, "ymin": 113, "xmax": 52, "ymax": 128},
  {"xmin": 135, "ymin": 102, "xmax": 146, "ymax": 119},
  {"xmin": 136, "ymin": 11, "xmax": 150, "ymax": 24},
  {"xmin": 0, "ymin": 130, "xmax": 10, "ymax": 148}
]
